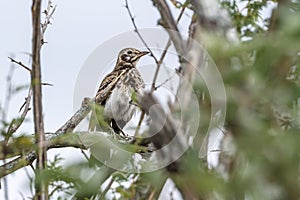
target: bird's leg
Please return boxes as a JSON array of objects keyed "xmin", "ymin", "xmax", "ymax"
[{"xmin": 111, "ymin": 119, "xmax": 128, "ymax": 138}]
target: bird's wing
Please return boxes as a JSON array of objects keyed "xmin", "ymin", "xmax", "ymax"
[
  {"xmin": 89, "ymin": 69, "xmax": 127, "ymax": 131},
  {"xmin": 95, "ymin": 69, "xmax": 127, "ymax": 104}
]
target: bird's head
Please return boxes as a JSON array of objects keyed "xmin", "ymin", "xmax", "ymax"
[{"xmin": 116, "ymin": 48, "xmax": 149, "ymax": 67}]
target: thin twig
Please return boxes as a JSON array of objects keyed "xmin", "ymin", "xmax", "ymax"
[
  {"xmin": 3, "ymin": 57, "xmax": 15, "ymax": 121},
  {"xmin": 99, "ymin": 176, "xmax": 115, "ymax": 200},
  {"xmin": 1, "ymin": 54, "xmax": 16, "ymax": 200},
  {"xmin": 80, "ymin": 149, "xmax": 89, "ymax": 161},
  {"xmin": 151, "ymin": 3, "xmax": 186, "ymax": 92},
  {"xmin": 125, "ymin": 0, "xmax": 187, "ymax": 135},
  {"xmin": 135, "ymin": 112, "xmax": 145, "ymax": 136},
  {"xmin": 41, "ymin": 0, "xmax": 56, "ymax": 34},
  {"xmin": 209, "ymin": 149, "xmax": 221, "ymax": 153},
  {"xmin": 148, "ymin": 189, "xmax": 158, "ymax": 200},
  {"xmin": 8, "ymin": 57, "xmax": 31, "ymax": 72},
  {"xmin": 41, "ymin": 0, "xmax": 57, "ymax": 45},
  {"xmin": 6, "ymin": 88, "xmax": 32, "ymax": 141},
  {"xmin": 124, "ymin": 0, "xmax": 159, "ymax": 64},
  {"xmin": 154, "ymin": 72, "xmax": 176, "ymax": 91},
  {"xmin": 151, "ymin": 0, "xmax": 186, "ymax": 55}
]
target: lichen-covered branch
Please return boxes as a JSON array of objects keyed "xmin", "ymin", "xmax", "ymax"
[
  {"xmin": 0, "ymin": 132, "xmax": 87, "ymax": 178},
  {"xmin": 0, "ymin": 96, "xmax": 92, "ymax": 178},
  {"xmin": 56, "ymin": 97, "xmax": 92, "ymax": 134}
]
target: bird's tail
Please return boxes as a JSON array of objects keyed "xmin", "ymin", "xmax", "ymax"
[{"xmin": 88, "ymin": 103, "xmax": 109, "ymax": 131}]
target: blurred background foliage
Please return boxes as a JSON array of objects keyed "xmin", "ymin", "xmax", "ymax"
[{"xmin": 195, "ymin": 0, "xmax": 300, "ymax": 199}]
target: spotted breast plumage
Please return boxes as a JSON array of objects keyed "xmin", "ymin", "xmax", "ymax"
[{"xmin": 89, "ymin": 48, "xmax": 148, "ymax": 134}]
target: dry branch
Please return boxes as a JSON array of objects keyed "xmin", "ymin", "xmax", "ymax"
[
  {"xmin": 8, "ymin": 57, "xmax": 31, "ymax": 72},
  {"xmin": 0, "ymin": 132, "xmax": 87, "ymax": 178},
  {"xmin": 125, "ymin": 0, "xmax": 159, "ymax": 63},
  {"xmin": 6, "ymin": 88, "xmax": 32, "ymax": 141},
  {"xmin": 139, "ymin": 92, "xmax": 186, "ymax": 172},
  {"xmin": 2, "ymin": 54, "xmax": 17, "ymax": 200},
  {"xmin": 56, "ymin": 98, "xmax": 92, "ymax": 134},
  {"xmin": 151, "ymin": 0, "xmax": 186, "ymax": 55},
  {"xmin": 125, "ymin": 0, "xmax": 188, "ymax": 135},
  {"xmin": 41, "ymin": 0, "xmax": 57, "ymax": 45},
  {"xmin": 151, "ymin": 2, "xmax": 187, "ymax": 92},
  {"xmin": 31, "ymin": 0, "xmax": 48, "ymax": 198},
  {"xmin": 189, "ymin": 0, "xmax": 231, "ymax": 33}
]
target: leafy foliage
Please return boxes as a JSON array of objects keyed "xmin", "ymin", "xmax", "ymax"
[
  {"xmin": 35, "ymin": 155, "xmax": 78, "ymax": 199},
  {"xmin": 196, "ymin": 3, "xmax": 300, "ymax": 199},
  {"xmin": 221, "ymin": 0, "xmax": 277, "ymax": 38}
]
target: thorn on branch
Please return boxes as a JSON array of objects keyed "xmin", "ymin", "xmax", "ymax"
[
  {"xmin": 175, "ymin": 66, "xmax": 182, "ymax": 74},
  {"xmin": 41, "ymin": 82, "xmax": 54, "ymax": 86},
  {"xmin": 43, "ymin": 10, "xmax": 48, "ymax": 15},
  {"xmin": 157, "ymin": 19, "xmax": 164, "ymax": 26},
  {"xmin": 19, "ymin": 97, "xmax": 31, "ymax": 112},
  {"xmin": 40, "ymin": 38, "xmax": 48, "ymax": 45}
]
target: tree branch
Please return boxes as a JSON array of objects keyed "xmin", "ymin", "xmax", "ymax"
[
  {"xmin": 0, "ymin": 152, "xmax": 36, "ymax": 179},
  {"xmin": 151, "ymin": 0, "xmax": 186, "ymax": 55},
  {"xmin": 31, "ymin": 0, "xmax": 48, "ymax": 198},
  {"xmin": 151, "ymin": 2, "xmax": 187, "ymax": 92},
  {"xmin": 56, "ymin": 97, "xmax": 92, "ymax": 134},
  {"xmin": 0, "ymin": 132, "xmax": 87, "ymax": 178},
  {"xmin": 189, "ymin": 0, "xmax": 231, "ymax": 32},
  {"xmin": 0, "ymin": 128, "xmax": 150, "ymax": 178},
  {"xmin": 41, "ymin": 0, "xmax": 57, "ymax": 45},
  {"xmin": 1, "ymin": 54, "xmax": 17, "ymax": 200},
  {"xmin": 124, "ymin": 0, "xmax": 159, "ymax": 63},
  {"xmin": 125, "ymin": 0, "xmax": 188, "ymax": 135},
  {"xmin": 139, "ymin": 92, "xmax": 187, "ymax": 172},
  {"xmin": 0, "ymin": 97, "xmax": 92, "ymax": 178},
  {"xmin": 6, "ymin": 88, "xmax": 32, "ymax": 142},
  {"xmin": 8, "ymin": 56, "xmax": 31, "ymax": 72}
]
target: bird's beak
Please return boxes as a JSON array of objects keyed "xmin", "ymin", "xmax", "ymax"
[{"xmin": 137, "ymin": 51, "xmax": 149, "ymax": 58}]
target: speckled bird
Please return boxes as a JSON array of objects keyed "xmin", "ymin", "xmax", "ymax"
[{"xmin": 89, "ymin": 48, "xmax": 148, "ymax": 134}]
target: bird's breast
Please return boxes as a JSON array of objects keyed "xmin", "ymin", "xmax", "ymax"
[{"xmin": 104, "ymin": 68, "xmax": 144, "ymax": 123}]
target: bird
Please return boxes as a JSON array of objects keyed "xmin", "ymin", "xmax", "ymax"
[{"xmin": 89, "ymin": 48, "xmax": 149, "ymax": 135}]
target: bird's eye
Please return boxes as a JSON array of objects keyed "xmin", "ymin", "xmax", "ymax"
[
  {"xmin": 127, "ymin": 50, "xmax": 132, "ymax": 54},
  {"xmin": 121, "ymin": 54, "xmax": 131, "ymax": 61}
]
